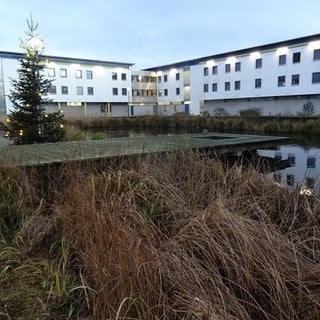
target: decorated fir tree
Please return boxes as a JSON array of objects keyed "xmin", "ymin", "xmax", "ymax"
[{"xmin": 0, "ymin": 16, "xmax": 64, "ymax": 144}]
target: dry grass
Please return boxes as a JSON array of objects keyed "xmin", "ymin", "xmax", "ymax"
[{"xmin": 1, "ymin": 151, "xmax": 320, "ymax": 319}]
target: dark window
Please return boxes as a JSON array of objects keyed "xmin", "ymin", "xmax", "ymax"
[
  {"xmin": 293, "ymin": 52, "xmax": 301, "ymax": 63},
  {"xmin": 288, "ymin": 153, "xmax": 296, "ymax": 166},
  {"xmin": 164, "ymin": 75, "xmax": 168, "ymax": 82},
  {"xmin": 279, "ymin": 55, "xmax": 286, "ymax": 65},
  {"xmin": 307, "ymin": 157, "xmax": 316, "ymax": 168},
  {"xmin": 278, "ymin": 76, "xmax": 286, "ymax": 87},
  {"xmin": 212, "ymin": 65, "xmax": 218, "ymax": 74},
  {"xmin": 61, "ymin": 86, "xmax": 68, "ymax": 94},
  {"xmin": 234, "ymin": 80, "xmax": 241, "ymax": 90},
  {"xmin": 76, "ymin": 86, "xmax": 83, "ymax": 95},
  {"xmin": 112, "ymin": 72, "xmax": 117, "ymax": 80},
  {"xmin": 158, "ymin": 75, "xmax": 161, "ymax": 83},
  {"xmin": 212, "ymin": 83, "xmax": 218, "ymax": 92},
  {"xmin": 203, "ymin": 84, "xmax": 209, "ymax": 92},
  {"xmin": 122, "ymin": 88, "xmax": 127, "ymax": 95},
  {"xmin": 100, "ymin": 105, "xmax": 106, "ymax": 113},
  {"xmin": 314, "ymin": 49, "xmax": 320, "ymax": 60},
  {"xmin": 235, "ymin": 62, "xmax": 241, "ymax": 72},
  {"xmin": 176, "ymin": 73, "xmax": 180, "ymax": 80},
  {"xmin": 225, "ymin": 82, "xmax": 230, "ymax": 91},
  {"xmin": 255, "ymin": 78, "xmax": 262, "ymax": 88},
  {"xmin": 255, "ymin": 58, "xmax": 262, "ymax": 68},
  {"xmin": 164, "ymin": 88, "xmax": 168, "ymax": 96},
  {"xmin": 112, "ymin": 88, "xmax": 118, "ymax": 95},
  {"xmin": 49, "ymin": 85, "xmax": 56, "ymax": 94},
  {"xmin": 60, "ymin": 68, "xmax": 67, "ymax": 78},
  {"xmin": 225, "ymin": 64, "xmax": 231, "ymax": 73},
  {"xmin": 121, "ymin": 73, "xmax": 127, "ymax": 81},
  {"xmin": 291, "ymin": 74, "xmax": 300, "ymax": 85},
  {"xmin": 204, "ymin": 67, "xmax": 209, "ymax": 76},
  {"xmin": 87, "ymin": 87, "xmax": 94, "ymax": 95},
  {"xmin": 176, "ymin": 87, "xmax": 180, "ymax": 95},
  {"xmin": 312, "ymin": 72, "xmax": 320, "ymax": 83}
]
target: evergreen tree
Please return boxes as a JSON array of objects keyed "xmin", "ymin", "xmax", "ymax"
[{"xmin": 0, "ymin": 16, "xmax": 64, "ymax": 144}]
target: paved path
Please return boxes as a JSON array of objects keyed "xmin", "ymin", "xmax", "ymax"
[{"xmin": 0, "ymin": 133, "xmax": 290, "ymax": 168}]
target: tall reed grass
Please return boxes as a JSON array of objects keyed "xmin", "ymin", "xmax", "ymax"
[{"xmin": 1, "ymin": 151, "xmax": 320, "ymax": 319}]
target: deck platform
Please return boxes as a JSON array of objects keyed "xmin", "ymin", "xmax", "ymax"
[{"xmin": 0, "ymin": 132, "xmax": 290, "ymax": 168}]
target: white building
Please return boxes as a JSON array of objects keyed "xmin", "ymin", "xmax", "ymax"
[{"xmin": 1, "ymin": 34, "xmax": 320, "ymax": 117}]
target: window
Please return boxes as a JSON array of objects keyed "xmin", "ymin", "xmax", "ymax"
[
  {"xmin": 291, "ymin": 74, "xmax": 300, "ymax": 85},
  {"xmin": 61, "ymin": 86, "xmax": 68, "ymax": 94},
  {"xmin": 293, "ymin": 52, "xmax": 301, "ymax": 63},
  {"xmin": 212, "ymin": 65, "xmax": 218, "ymax": 74},
  {"xmin": 307, "ymin": 157, "xmax": 316, "ymax": 168},
  {"xmin": 112, "ymin": 72, "xmax": 118, "ymax": 80},
  {"xmin": 234, "ymin": 80, "xmax": 241, "ymax": 90},
  {"xmin": 203, "ymin": 84, "xmax": 209, "ymax": 92},
  {"xmin": 255, "ymin": 58, "xmax": 262, "ymax": 69},
  {"xmin": 255, "ymin": 78, "xmax": 262, "ymax": 88},
  {"xmin": 112, "ymin": 88, "xmax": 118, "ymax": 95},
  {"xmin": 49, "ymin": 85, "xmax": 56, "ymax": 94},
  {"xmin": 75, "ymin": 70, "xmax": 82, "ymax": 78},
  {"xmin": 121, "ymin": 73, "xmax": 127, "ymax": 81},
  {"xmin": 212, "ymin": 83, "xmax": 218, "ymax": 92},
  {"xmin": 314, "ymin": 49, "xmax": 320, "ymax": 60},
  {"xmin": 76, "ymin": 86, "xmax": 83, "ymax": 95},
  {"xmin": 86, "ymin": 70, "xmax": 93, "ymax": 79},
  {"xmin": 100, "ymin": 105, "xmax": 106, "ymax": 113},
  {"xmin": 47, "ymin": 68, "xmax": 55, "ymax": 77},
  {"xmin": 204, "ymin": 67, "xmax": 209, "ymax": 76},
  {"xmin": 279, "ymin": 55, "xmax": 286, "ymax": 65},
  {"xmin": 176, "ymin": 72, "xmax": 180, "ymax": 80},
  {"xmin": 235, "ymin": 62, "xmax": 241, "ymax": 72},
  {"xmin": 60, "ymin": 68, "xmax": 67, "ymax": 77},
  {"xmin": 158, "ymin": 75, "xmax": 161, "ymax": 83},
  {"xmin": 87, "ymin": 87, "xmax": 94, "ymax": 95},
  {"xmin": 176, "ymin": 87, "xmax": 180, "ymax": 95},
  {"xmin": 288, "ymin": 153, "xmax": 296, "ymax": 166},
  {"xmin": 164, "ymin": 75, "xmax": 168, "ymax": 82},
  {"xmin": 225, "ymin": 64, "xmax": 231, "ymax": 73},
  {"xmin": 164, "ymin": 89, "xmax": 168, "ymax": 96},
  {"xmin": 225, "ymin": 82, "xmax": 230, "ymax": 91},
  {"xmin": 158, "ymin": 89, "xmax": 162, "ymax": 97},
  {"xmin": 278, "ymin": 76, "xmax": 286, "ymax": 87},
  {"xmin": 312, "ymin": 72, "xmax": 320, "ymax": 83},
  {"xmin": 122, "ymin": 88, "xmax": 127, "ymax": 96}
]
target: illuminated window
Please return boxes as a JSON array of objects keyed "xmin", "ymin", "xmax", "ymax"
[
  {"xmin": 76, "ymin": 86, "xmax": 83, "ymax": 95},
  {"xmin": 47, "ymin": 68, "xmax": 55, "ymax": 77},
  {"xmin": 86, "ymin": 70, "xmax": 93, "ymax": 79},
  {"xmin": 292, "ymin": 52, "xmax": 301, "ymax": 63}
]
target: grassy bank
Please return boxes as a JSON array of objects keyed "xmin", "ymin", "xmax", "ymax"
[
  {"xmin": 1, "ymin": 151, "xmax": 320, "ymax": 319},
  {"xmin": 63, "ymin": 115, "xmax": 320, "ymax": 139}
]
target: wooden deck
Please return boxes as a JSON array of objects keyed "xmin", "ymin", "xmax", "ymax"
[{"xmin": 0, "ymin": 133, "xmax": 290, "ymax": 168}]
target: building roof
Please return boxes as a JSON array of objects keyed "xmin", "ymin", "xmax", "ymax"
[
  {"xmin": 0, "ymin": 51, "xmax": 134, "ymax": 68},
  {"xmin": 143, "ymin": 34, "xmax": 320, "ymax": 71}
]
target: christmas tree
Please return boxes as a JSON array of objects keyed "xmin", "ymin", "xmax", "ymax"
[{"xmin": 0, "ymin": 16, "xmax": 64, "ymax": 144}]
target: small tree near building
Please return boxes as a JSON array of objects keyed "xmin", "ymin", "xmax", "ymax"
[
  {"xmin": 0, "ymin": 16, "xmax": 64, "ymax": 144},
  {"xmin": 297, "ymin": 101, "xmax": 315, "ymax": 116}
]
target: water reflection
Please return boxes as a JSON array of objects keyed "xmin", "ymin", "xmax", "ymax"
[{"xmin": 258, "ymin": 143, "xmax": 320, "ymax": 194}]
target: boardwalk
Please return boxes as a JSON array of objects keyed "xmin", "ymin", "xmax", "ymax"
[{"xmin": 0, "ymin": 133, "xmax": 290, "ymax": 168}]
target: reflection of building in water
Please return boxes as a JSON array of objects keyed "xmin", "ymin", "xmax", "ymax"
[{"xmin": 258, "ymin": 144, "xmax": 320, "ymax": 193}]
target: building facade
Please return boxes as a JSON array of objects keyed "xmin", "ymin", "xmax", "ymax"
[{"xmin": 1, "ymin": 34, "xmax": 320, "ymax": 117}]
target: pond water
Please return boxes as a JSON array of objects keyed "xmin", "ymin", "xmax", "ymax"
[{"xmin": 257, "ymin": 137, "xmax": 320, "ymax": 194}]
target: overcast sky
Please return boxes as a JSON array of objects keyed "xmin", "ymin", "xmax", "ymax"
[{"xmin": 1, "ymin": 0, "xmax": 320, "ymax": 69}]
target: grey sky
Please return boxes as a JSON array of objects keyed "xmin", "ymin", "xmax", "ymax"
[{"xmin": 1, "ymin": 0, "xmax": 320, "ymax": 69}]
